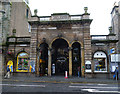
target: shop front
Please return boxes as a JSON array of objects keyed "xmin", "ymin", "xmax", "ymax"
[
  {"xmin": 7, "ymin": 60, "xmax": 13, "ymax": 72},
  {"xmin": 93, "ymin": 51, "xmax": 109, "ymax": 78},
  {"xmin": 16, "ymin": 52, "xmax": 29, "ymax": 72},
  {"xmin": 93, "ymin": 51, "xmax": 107, "ymax": 72}
]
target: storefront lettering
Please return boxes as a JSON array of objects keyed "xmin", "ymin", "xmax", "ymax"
[
  {"xmin": 17, "ymin": 38, "xmax": 30, "ymax": 42},
  {"xmin": 9, "ymin": 38, "xmax": 15, "ymax": 42},
  {"xmin": 8, "ymin": 38, "xmax": 30, "ymax": 42}
]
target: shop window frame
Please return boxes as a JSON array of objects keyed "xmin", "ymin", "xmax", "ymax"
[{"xmin": 94, "ymin": 51, "xmax": 107, "ymax": 72}]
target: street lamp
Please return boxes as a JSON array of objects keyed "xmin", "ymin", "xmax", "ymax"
[{"xmin": 108, "ymin": 27, "xmax": 112, "ymax": 79}]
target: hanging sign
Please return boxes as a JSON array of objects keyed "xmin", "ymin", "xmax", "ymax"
[{"xmin": 110, "ymin": 48, "xmax": 115, "ymax": 54}]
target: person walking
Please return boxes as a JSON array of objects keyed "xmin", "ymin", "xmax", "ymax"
[
  {"xmin": 5, "ymin": 65, "xmax": 10, "ymax": 78},
  {"xmin": 114, "ymin": 67, "xmax": 118, "ymax": 80}
]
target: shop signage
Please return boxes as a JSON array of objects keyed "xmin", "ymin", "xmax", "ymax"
[
  {"xmin": 8, "ymin": 37, "xmax": 30, "ymax": 43},
  {"xmin": 95, "ymin": 43, "xmax": 105, "ymax": 46},
  {"xmin": 9, "ymin": 38, "xmax": 15, "ymax": 42},
  {"xmin": 111, "ymin": 54, "xmax": 120, "ymax": 63},
  {"xmin": 52, "ymin": 64, "xmax": 55, "ymax": 74},
  {"xmin": 85, "ymin": 64, "xmax": 91, "ymax": 69},
  {"xmin": 17, "ymin": 38, "xmax": 30, "ymax": 42},
  {"xmin": 110, "ymin": 48, "xmax": 115, "ymax": 54},
  {"xmin": 85, "ymin": 61, "xmax": 91, "ymax": 72},
  {"xmin": 7, "ymin": 60, "xmax": 13, "ymax": 72}
]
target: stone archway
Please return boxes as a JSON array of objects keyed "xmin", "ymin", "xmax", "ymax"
[
  {"xmin": 51, "ymin": 38, "xmax": 69, "ymax": 75},
  {"xmin": 72, "ymin": 42, "xmax": 81, "ymax": 76}
]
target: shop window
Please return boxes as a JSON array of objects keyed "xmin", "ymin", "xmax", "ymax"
[
  {"xmin": 7, "ymin": 60, "xmax": 13, "ymax": 72},
  {"xmin": 16, "ymin": 52, "xmax": 29, "ymax": 72},
  {"xmin": 94, "ymin": 51, "xmax": 107, "ymax": 72}
]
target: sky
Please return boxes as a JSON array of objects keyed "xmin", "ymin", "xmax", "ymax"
[{"xmin": 29, "ymin": 0, "xmax": 119, "ymax": 35}]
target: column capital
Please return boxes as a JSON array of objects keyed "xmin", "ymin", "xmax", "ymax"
[
  {"xmin": 68, "ymin": 47, "xmax": 72, "ymax": 50},
  {"xmin": 81, "ymin": 46, "xmax": 84, "ymax": 49}
]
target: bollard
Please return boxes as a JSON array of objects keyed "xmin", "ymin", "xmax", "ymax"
[{"xmin": 65, "ymin": 71, "xmax": 68, "ymax": 79}]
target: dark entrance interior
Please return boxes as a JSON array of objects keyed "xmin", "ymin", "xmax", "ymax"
[
  {"xmin": 72, "ymin": 42, "xmax": 81, "ymax": 76},
  {"xmin": 52, "ymin": 38, "xmax": 69, "ymax": 75},
  {"xmin": 39, "ymin": 43, "xmax": 48, "ymax": 76}
]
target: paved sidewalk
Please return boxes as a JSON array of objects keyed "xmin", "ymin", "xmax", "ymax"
[{"xmin": 2, "ymin": 75, "xmax": 119, "ymax": 84}]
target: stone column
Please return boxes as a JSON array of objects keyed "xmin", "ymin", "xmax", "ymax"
[
  {"xmin": 81, "ymin": 47, "xmax": 85, "ymax": 77},
  {"xmin": 36, "ymin": 50, "xmax": 40, "ymax": 76},
  {"xmin": 30, "ymin": 29, "xmax": 37, "ymax": 76},
  {"xmin": 48, "ymin": 48, "xmax": 52, "ymax": 76},
  {"xmin": 83, "ymin": 25, "xmax": 92, "ymax": 78},
  {"xmin": 69, "ymin": 47, "xmax": 72, "ymax": 77}
]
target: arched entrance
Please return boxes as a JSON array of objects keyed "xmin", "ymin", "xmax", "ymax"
[
  {"xmin": 39, "ymin": 43, "xmax": 48, "ymax": 76},
  {"xmin": 72, "ymin": 42, "xmax": 81, "ymax": 76},
  {"xmin": 16, "ymin": 52, "xmax": 29, "ymax": 72},
  {"xmin": 51, "ymin": 38, "xmax": 69, "ymax": 75}
]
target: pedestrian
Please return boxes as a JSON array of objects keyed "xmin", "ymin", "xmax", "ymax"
[
  {"xmin": 114, "ymin": 67, "xmax": 118, "ymax": 80},
  {"xmin": 77, "ymin": 66, "xmax": 80, "ymax": 77},
  {"xmin": 5, "ymin": 65, "xmax": 10, "ymax": 79}
]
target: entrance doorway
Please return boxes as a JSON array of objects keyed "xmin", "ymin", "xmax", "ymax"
[
  {"xmin": 72, "ymin": 42, "xmax": 81, "ymax": 76},
  {"xmin": 39, "ymin": 43, "xmax": 48, "ymax": 76},
  {"xmin": 52, "ymin": 38, "xmax": 69, "ymax": 75}
]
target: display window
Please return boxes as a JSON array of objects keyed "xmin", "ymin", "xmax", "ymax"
[
  {"xmin": 94, "ymin": 51, "xmax": 107, "ymax": 72},
  {"xmin": 16, "ymin": 52, "xmax": 29, "ymax": 72},
  {"xmin": 94, "ymin": 58, "xmax": 106, "ymax": 71},
  {"xmin": 7, "ymin": 60, "xmax": 13, "ymax": 72}
]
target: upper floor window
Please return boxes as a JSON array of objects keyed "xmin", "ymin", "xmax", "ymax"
[{"xmin": 26, "ymin": 9, "xmax": 29, "ymax": 18}]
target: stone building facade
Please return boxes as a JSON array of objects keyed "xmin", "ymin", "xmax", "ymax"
[
  {"xmin": 1, "ymin": 1, "xmax": 120, "ymax": 79},
  {"xmin": 1, "ymin": 0, "xmax": 31, "ymax": 75},
  {"xmin": 0, "ymin": 0, "xmax": 11, "ymax": 76},
  {"xmin": 0, "ymin": 1, "xmax": 11, "ymax": 44},
  {"xmin": 9, "ymin": 1, "xmax": 31, "ymax": 37},
  {"xmin": 29, "ymin": 11, "xmax": 93, "ymax": 77},
  {"xmin": 90, "ymin": 2, "xmax": 120, "ymax": 78},
  {"xmin": 28, "ymin": 5, "xmax": 119, "ymax": 78},
  {"xmin": 91, "ymin": 35, "xmax": 118, "ymax": 78},
  {"xmin": 111, "ymin": 3, "xmax": 120, "ymax": 54}
]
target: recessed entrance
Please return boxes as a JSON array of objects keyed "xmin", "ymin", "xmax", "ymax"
[
  {"xmin": 39, "ymin": 43, "xmax": 48, "ymax": 76},
  {"xmin": 51, "ymin": 38, "xmax": 69, "ymax": 75},
  {"xmin": 72, "ymin": 42, "xmax": 81, "ymax": 76}
]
